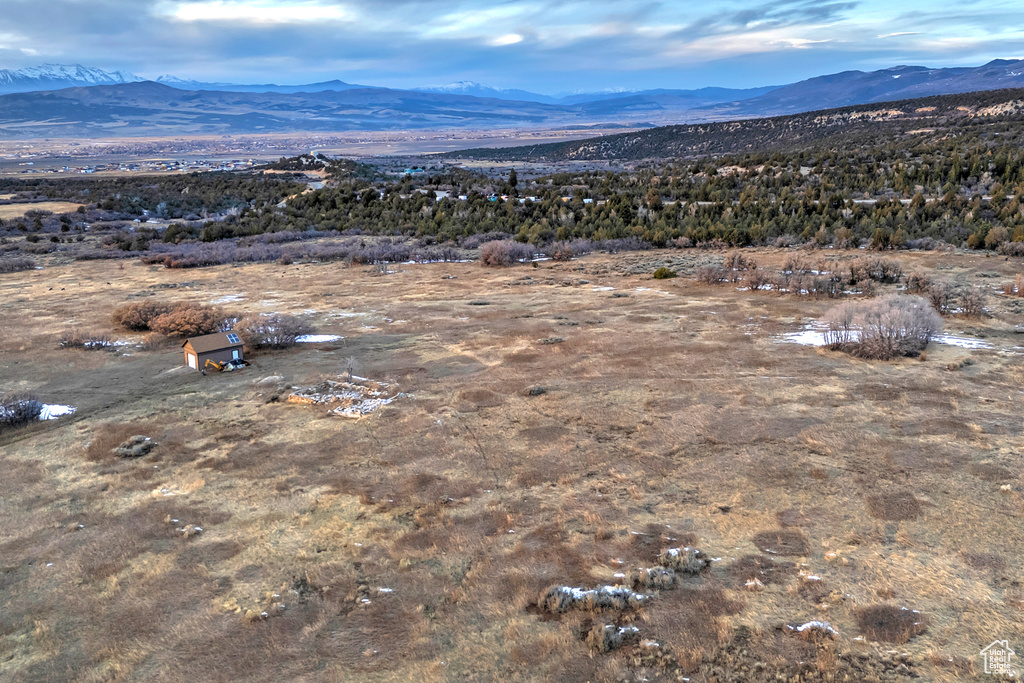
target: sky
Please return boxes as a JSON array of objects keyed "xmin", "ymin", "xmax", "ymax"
[{"xmin": 2, "ymin": 0, "xmax": 1024, "ymax": 93}]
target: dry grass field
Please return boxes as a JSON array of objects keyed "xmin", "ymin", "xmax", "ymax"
[
  {"xmin": 0, "ymin": 201, "xmax": 86, "ymax": 220},
  {"xmin": 1, "ymin": 248, "xmax": 1022, "ymax": 682}
]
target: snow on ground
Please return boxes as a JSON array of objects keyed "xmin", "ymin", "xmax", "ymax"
[
  {"xmin": 778, "ymin": 324, "xmax": 995, "ymax": 349},
  {"xmin": 211, "ymin": 294, "xmax": 244, "ymax": 304},
  {"xmin": 295, "ymin": 334, "xmax": 344, "ymax": 343},
  {"xmin": 40, "ymin": 404, "xmax": 76, "ymax": 420},
  {"xmin": 931, "ymin": 334, "xmax": 993, "ymax": 349}
]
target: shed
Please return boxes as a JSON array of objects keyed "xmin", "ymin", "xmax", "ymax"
[{"xmin": 182, "ymin": 331, "xmax": 244, "ymax": 371}]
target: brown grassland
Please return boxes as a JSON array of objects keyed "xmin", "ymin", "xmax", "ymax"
[
  {"xmin": 1, "ymin": 248, "xmax": 1022, "ymax": 682},
  {"xmin": 0, "ymin": 202, "xmax": 86, "ymax": 220}
]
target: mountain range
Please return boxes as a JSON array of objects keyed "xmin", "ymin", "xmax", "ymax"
[{"xmin": 1, "ymin": 59, "xmax": 1024, "ymax": 138}]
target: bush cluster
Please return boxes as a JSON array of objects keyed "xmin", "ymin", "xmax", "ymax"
[
  {"xmin": 824, "ymin": 294, "xmax": 942, "ymax": 359},
  {"xmin": 112, "ymin": 301, "xmax": 230, "ymax": 337},
  {"xmin": 0, "ymin": 257, "xmax": 35, "ymax": 273},
  {"xmin": 235, "ymin": 314, "xmax": 311, "ymax": 349},
  {"xmin": 0, "ymin": 393, "xmax": 42, "ymax": 431},
  {"xmin": 58, "ymin": 330, "xmax": 112, "ymax": 349},
  {"xmin": 480, "ymin": 240, "xmax": 538, "ymax": 266}
]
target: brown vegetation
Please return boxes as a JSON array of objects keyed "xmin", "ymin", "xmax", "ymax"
[{"xmin": 2, "ymin": 247, "xmax": 1022, "ymax": 681}]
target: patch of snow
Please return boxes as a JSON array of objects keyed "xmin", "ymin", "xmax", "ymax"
[
  {"xmin": 211, "ymin": 294, "xmax": 244, "ymax": 304},
  {"xmin": 40, "ymin": 404, "xmax": 76, "ymax": 420},
  {"xmin": 933, "ymin": 334, "xmax": 992, "ymax": 349},
  {"xmin": 592, "ymin": 286, "xmax": 615, "ymax": 291},
  {"xmin": 793, "ymin": 621, "xmax": 837, "ymax": 635},
  {"xmin": 295, "ymin": 334, "xmax": 344, "ymax": 343},
  {"xmin": 778, "ymin": 327, "xmax": 829, "ymax": 346}
]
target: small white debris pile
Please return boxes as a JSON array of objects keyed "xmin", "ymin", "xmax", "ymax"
[
  {"xmin": 658, "ymin": 546, "xmax": 709, "ymax": 574},
  {"xmin": 787, "ymin": 620, "xmax": 838, "ymax": 641},
  {"xmin": 586, "ymin": 623, "xmax": 641, "ymax": 653},
  {"xmin": 538, "ymin": 585, "xmax": 651, "ymax": 613},
  {"xmin": 287, "ymin": 376, "xmax": 405, "ymax": 418}
]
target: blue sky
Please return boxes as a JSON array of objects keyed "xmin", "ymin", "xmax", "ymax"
[{"xmin": 2, "ymin": 0, "xmax": 1024, "ymax": 92}]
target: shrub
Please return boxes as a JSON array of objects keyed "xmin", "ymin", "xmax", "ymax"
[
  {"xmin": 0, "ymin": 393, "xmax": 42, "ymax": 430},
  {"xmin": 111, "ymin": 301, "xmax": 175, "ymax": 331},
  {"xmin": 598, "ymin": 237, "xmax": 651, "ymax": 253},
  {"xmin": 235, "ymin": 314, "xmax": 311, "ymax": 349},
  {"xmin": 149, "ymin": 305, "xmax": 230, "ymax": 338},
  {"xmin": 480, "ymin": 240, "xmax": 536, "ymax": 266},
  {"xmin": 461, "ymin": 232, "xmax": 513, "ymax": 249},
  {"xmin": 905, "ymin": 271, "xmax": 932, "ymax": 294},
  {"xmin": 0, "ymin": 257, "xmax": 35, "ymax": 273},
  {"xmin": 856, "ymin": 279, "xmax": 877, "ymax": 297},
  {"xmin": 548, "ymin": 239, "xmax": 594, "ymax": 262},
  {"xmin": 724, "ymin": 253, "xmax": 756, "ymax": 272},
  {"xmin": 59, "ymin": 329, "xmax": 112, "ymax": 349},
  {"xmin": 985, "ymin": 226, "xmax": 1010, "ymax": 250},
  {"xmin": 926, "ymin": 283, "xmax": 952, "ymax": 316},
  {"xmin": 823, "ymin": 294, "xmax": 942, "ymax": 360},
  {"xmin": 652, "ymin": 267, "xmax": 677, "ymax": 279},
  {"xmin": 744, "ymin": 269, "xmax": 771, "ymax": 290},
  {"xmin": 998, "ymin": 241, "xmax": 1024, "ymax": 257},
  {"xmin": 906, "ymin": 236, "xmax": 947, "ymax": 251},
  {"xmin": 845, "ymin": 257, "xmax": 902, "ymax": 284},
  {"xmin": 958, "ymin": 287, "xmax": 987, "ymax": 318},
  {"xmin": 141, "ymin": 332, "xmax": 174, "ymax": 350},
  {"xmin": 696, "ymin": 265, "xmax": 726, "ymax": 284}
]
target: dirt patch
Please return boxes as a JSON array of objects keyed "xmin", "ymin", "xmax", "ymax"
[
  {"xmin": 968, "ymin": 461, "xmax": 1013, "ymax": 482},
  {"xmin": 775, "ymin": 507, "xmax": 824, "ymax": 528},
  {"xmin": 457, "ymin": 388, "xmax": 504, "ymax": 408},
  {"xmin": 727, "ymin": 555, "xmax": 796, "ymax": 588},
  {"xmin": 751, "ymin": 530, "xmax": 810, "ymax": 556},
  {"xmin": 856, "ymin": 605, "xmax": 928, "ymax": 643},
  {"xmin": 865, "ymin": 490, "xmax": 922, "ymax": 521},
  {"xmin": 518, "ymin": 425, "xmax": 568, "ymax": 443}
]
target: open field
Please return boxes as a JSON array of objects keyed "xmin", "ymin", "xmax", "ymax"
[
  {"xmin": 0, "ymin": 127, "xmax": 639, "ymax": 178},
  {"xmin": 1, "ymin": 249, "xmax": 1022, "ymax": 681},
  {"xmin": 0, "ymin": 201, "xmax": 85, "ymax": 219}
]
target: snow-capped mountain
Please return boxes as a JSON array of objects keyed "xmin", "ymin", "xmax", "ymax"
[
  {"xmin": 412, "ymin": 81, "xmax": 557, "ymax": 103},
  {"xmin": 0, "ymin": 64, "xmax": 144, "ymax": 93}
]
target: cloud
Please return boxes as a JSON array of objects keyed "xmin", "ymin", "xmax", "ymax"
[
  {"xmin": 0, "ymin": 0, "xmax": 1021, "ymax": 93},
  {"xmin": 490, "ymin": 34, "xmax": 524, "ymax": 47},
  {"xmin": 163, "ymin": 1, "xmax": 354, "ymax": 24}
]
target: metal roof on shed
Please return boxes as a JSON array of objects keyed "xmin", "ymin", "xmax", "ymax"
[{"xmin": 182, "ymin": 331, "xmax": 243, "ymax": 354}]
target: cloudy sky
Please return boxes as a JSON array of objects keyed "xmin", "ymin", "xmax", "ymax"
[{"xmin": 2, "ymin": 0, "xmax": 1024, "ymax": 93}]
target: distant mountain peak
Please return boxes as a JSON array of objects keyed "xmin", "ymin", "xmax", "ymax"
[{"xmin": 0, "ymin": 63, "xmax": 144, "ymax": 92}]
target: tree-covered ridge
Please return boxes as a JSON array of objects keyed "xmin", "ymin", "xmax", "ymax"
[
  {"xmin": 440, "ymin": 88, "xmax": 1024, "ymax": 162},
  {"xmin": 5, "ymin": 86, "xmax": 1024, "ymax": 253},
  {"xmin": 0, "ymin": 172, "xmax": 305, "ymax": 219}
]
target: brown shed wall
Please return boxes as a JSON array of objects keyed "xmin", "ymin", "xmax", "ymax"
[{"xmin": 183, "ymin": 343, "xmax": 243, "ymax": 370}]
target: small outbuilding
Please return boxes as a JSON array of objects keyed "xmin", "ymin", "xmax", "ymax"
[{"xmin": 182, "ymin": 331, "xmax": 244, "ymax": 371}]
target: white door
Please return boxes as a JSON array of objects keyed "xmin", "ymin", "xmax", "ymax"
[
  {"xmin": 187, "ymin": 354, "xmax": 197, "ymax": 369},
  {"xmin": 232, "ymin": 350, "xmax": 241, "ymax": 360}
]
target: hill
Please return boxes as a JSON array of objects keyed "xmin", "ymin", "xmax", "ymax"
[{"xmin": 440, "ymin": 88, "xmax": 1024, "ymax": 162}]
